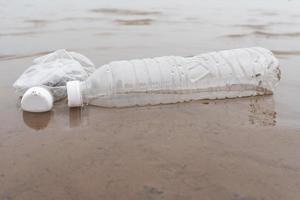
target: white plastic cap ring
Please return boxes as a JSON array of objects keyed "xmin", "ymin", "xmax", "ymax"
[
  {"xmin": 67, "ymin": 81, "xmax": 83, "ymax": 107},
  {"xmin": 21, "ymin": 87, "xmax": 54, "ymax": 112}
]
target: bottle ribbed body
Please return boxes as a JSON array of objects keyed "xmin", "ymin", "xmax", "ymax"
[{"xmin": 81, "ymin": 47, "xmax": 280, "ymax": 107}]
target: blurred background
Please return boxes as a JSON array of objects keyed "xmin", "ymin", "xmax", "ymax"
[{"xmin": 1, "ymin": 0, "xmax": 300, "ymax": 62}]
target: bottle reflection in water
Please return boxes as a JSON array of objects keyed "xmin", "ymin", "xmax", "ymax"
[
  {"xmin": 68, "ymin": 107, "xmax": 89, "ymax": 128},
  {"xmin": 22, "ymin": 111, "xmax": 52, "ymax": 130},
  {"xmin": 248, "ymin": 96, "xmax": 276, "ymax": 126}
]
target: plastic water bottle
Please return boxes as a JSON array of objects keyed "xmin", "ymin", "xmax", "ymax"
[{"xmin": 67, "ymin": 47, "xmax": 280, "ymax": 108}]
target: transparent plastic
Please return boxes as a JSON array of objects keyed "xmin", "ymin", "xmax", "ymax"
[
  {"xmin": 75, "ymin": 47, "xmax": 280, "ymax": 108},
  {"xmin": 13, "ymin": 49, "xmax": 95, "ymax": 101}
]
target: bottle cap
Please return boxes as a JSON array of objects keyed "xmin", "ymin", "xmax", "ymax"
[
  {"xmin": 67, "ymin": 81, "xmax": 83, "ymax": 107},
  {"xmin": 21, "ymin": 87, "xmax": 53, "ymax": 112}
]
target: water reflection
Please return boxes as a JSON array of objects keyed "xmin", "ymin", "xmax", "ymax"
[
  {"xmin": 21, "ymin": 96, "xmax": 277, "ymax": 131},
  {"xmin": 22, "ymin": 111, "xmax": 52, "ymax": 130},
  {"xmin": 248, "ymin": 96, "xmax": 276, "ymax": 126},
  {"xmin": 69, "ymin": 107, "xmax": 84, "ymax": 128}
]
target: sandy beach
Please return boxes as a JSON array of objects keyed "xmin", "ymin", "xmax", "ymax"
[{"xmin": 0, "ymin": 0, "xmax": 300, "ymax": 199}]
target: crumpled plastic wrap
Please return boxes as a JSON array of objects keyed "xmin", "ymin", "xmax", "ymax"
[{"xmin": 13, "ymin": 49, "xmax": 95, "ymax": 101}]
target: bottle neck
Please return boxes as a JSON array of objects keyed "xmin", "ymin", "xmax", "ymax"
[{"xmin": 66, "ymin": 81, "xmax": 84, "ymax": 107}]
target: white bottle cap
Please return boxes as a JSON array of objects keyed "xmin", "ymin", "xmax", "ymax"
[
  {"xmin": 67, "ymin": 81, "xmax": 83, "ymax": 107},
  {"xmin": 21, "ymin": 87, "xmax": 53, "ymax": 112}
]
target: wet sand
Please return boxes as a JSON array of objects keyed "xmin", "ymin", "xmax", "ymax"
[{"xmin": 1, "ymin": 0, "xmax": 300, "ymax": 199}]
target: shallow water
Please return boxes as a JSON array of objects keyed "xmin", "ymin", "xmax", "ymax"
[{"xmin": 1, "ymin": 0, "xmax": 300, "ymax": 199}]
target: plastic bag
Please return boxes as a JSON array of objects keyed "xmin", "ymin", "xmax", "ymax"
[{"xmin": 13, "ymin": 49, "xmax": 95, "ymax": 101}]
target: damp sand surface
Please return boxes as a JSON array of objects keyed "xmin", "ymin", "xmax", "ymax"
[{"xmin": 1, "ymin": 0, "xmax": 300, "ymax": 199}]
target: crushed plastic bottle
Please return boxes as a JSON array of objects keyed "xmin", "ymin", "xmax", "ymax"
[
  {"xmin": 13, "ymin": 49, "xmax": 95, "ymax": 112},
  {"xmin": 13, "ymin": 49, "xmax": 95, "ymax": 101},
  {"xmin": 66, "ymin": 47, "xmax": 280, "ymax": 108}
]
